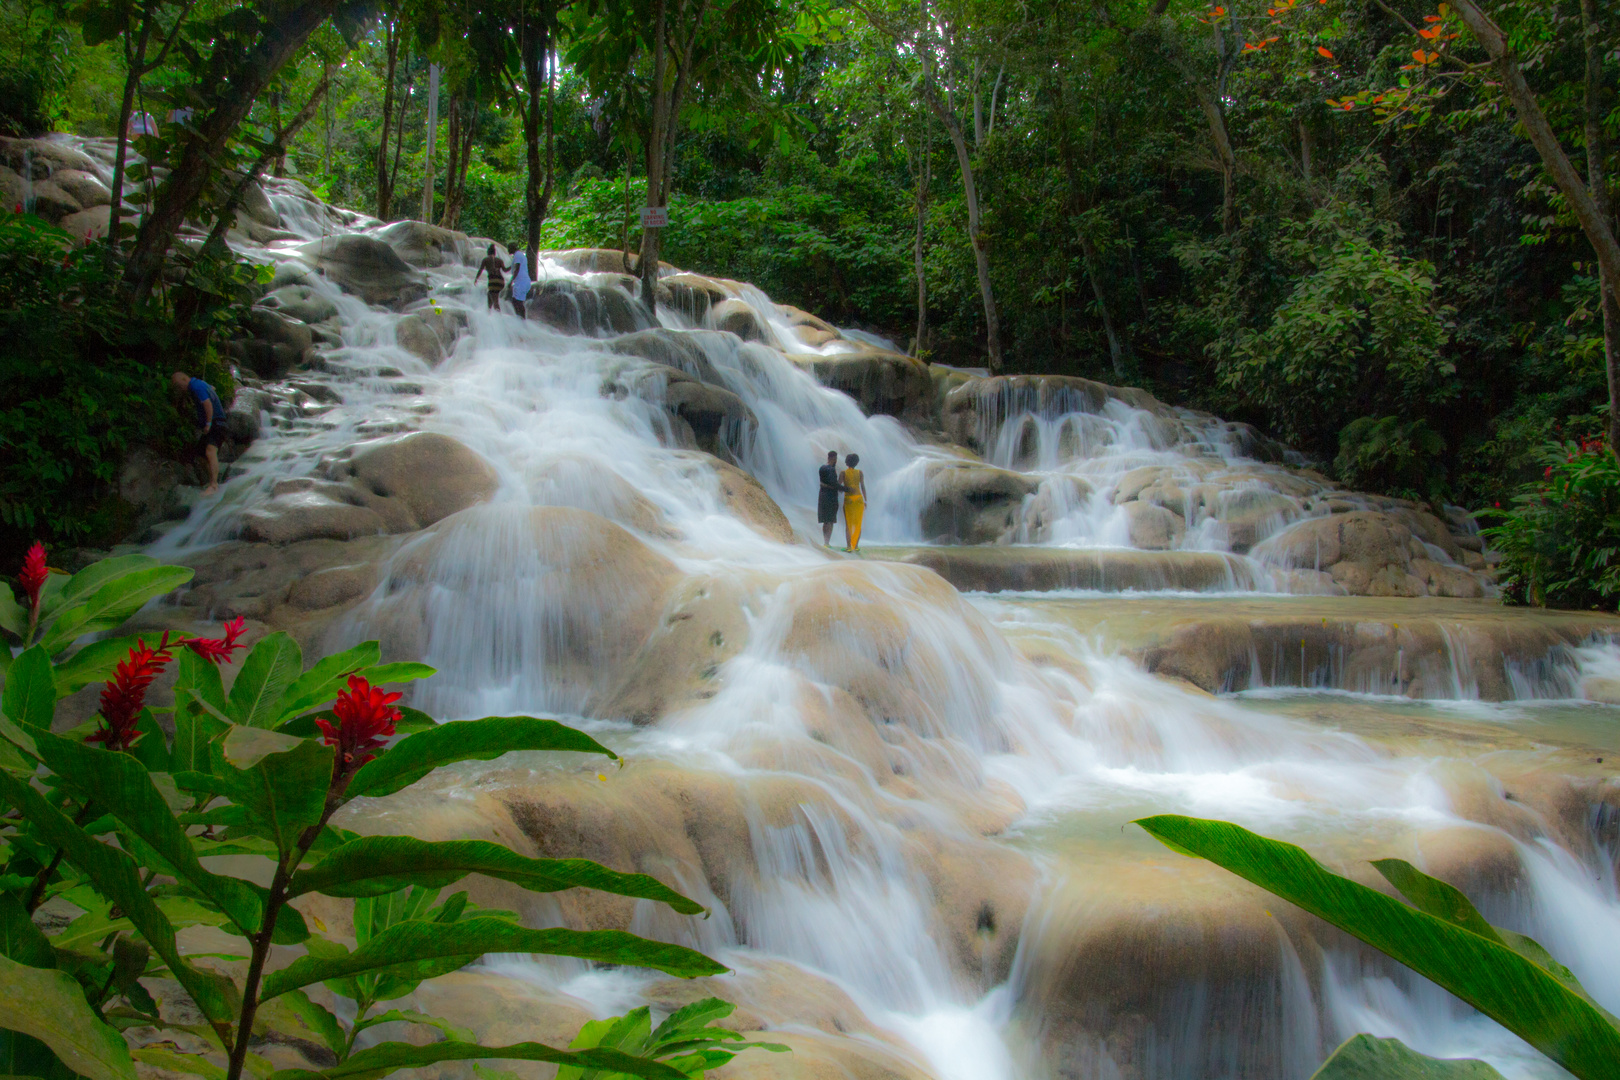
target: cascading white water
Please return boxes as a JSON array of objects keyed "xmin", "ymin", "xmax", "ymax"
[{"xmin": 145, "ymin": 198, "xmax": 1620, "ymax": 1080}]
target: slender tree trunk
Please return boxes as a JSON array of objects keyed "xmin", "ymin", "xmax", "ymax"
[
  {"xmin": 1297, "ymin": 117, "xmax": 1313, "ymax": 186},
  {"xmin": 376, "ymin": 16, "xmax": 399, "ymax": 219},
  {"xmin": 1080, "ymin": 233, "xmax": 1127, "ymax": 378},
  {"xmin": 420, "ymin": 62, "xmax": 439, "ymax": 221},
  {"xmin": 521, "ymin": 8, "xmax": 552, "ymax": 274},
  {"xmin": 124, "ymin": 0, "xmax": 342, "ymax": 298},
  {"xmin": 1196, "ymin": 87, "xmax": 1238, "ymax": 233},
  {"xmin": 639, "ymin": 0, "xmax": 670, "ymax": 310},
  {"xmin": 530, "ymin": 41, "xmax": 556, "ymax": 271},
  {"xmin": 912, "ymin": 127, "xmax": 929, "ymax": 359},
  {"xmin": 438, "ymin": 92, "xmax": 477, "ymax": 229},
  {"xmin": 921, "ymin": 80, "xmax": 1001, "ymax": 371},
  {"xmin": 107, "ymin": 4, "xmax": 155, "ymax": 254},
  {"xmin": 1580, "ymin": 0, "xmax": 1620, "ymax": 454}
]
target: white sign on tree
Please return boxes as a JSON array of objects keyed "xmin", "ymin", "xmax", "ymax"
[{"xmin": 639, "ymin": 206, "xmax": 669, "ymax": 229}]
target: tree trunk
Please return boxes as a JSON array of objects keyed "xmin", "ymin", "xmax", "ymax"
[
  {"xmin": 107, "ymin": 6, "xmax": 155, "ymax": 255},
  {"xmin": 638, "ymin": 0, "xmax": 671, "ymax": 310},
  {"xmin": 524, "ymin": 15, "xmax": 557, "ymax": 272},
  {"xmin": 1196, "ymin": 87, "xmax": 1238, "ymax": 233},
  {"xmin": 912, "ymin": 128, "xmax": 929, "ymax": 359},
  {"xmin": 921, "ymin": 80, "xmax": 1001, "ymax": 371},
  {"xmin": 438, "ymin": 93, "xmax": 477, "ymax": 230},
  {"xmin": 1580, "ymin": 0, "xmax": 1620, "ymax": 454},
  {"xmin": 125, "ymin": 0, "xmax": 342, "ymax": 300},
  {"xmin": 420, "ymin": 62, "xmax": 439, "ymax": 221},
  {"xmin": 375, "ymin": 16, "xmax": 399, "ymax": 220},
  {"xmin": 1080, "ymin": 233, "xmax": 1128, "ymax": 378}
]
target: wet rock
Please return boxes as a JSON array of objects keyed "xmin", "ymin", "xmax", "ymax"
[
  {"xmin": 943, "ymin": 373, "xmax": 1164, "ymax": 452},
  {"xmin": 26, "ymin": 178, "xmax": 82, "ymax": 221},
  {"xmin": 323, "ymin": 431, "xmax": 500, "ymax": 530},
  {"xmin": 529, "ymin": 454, "xmax": 677, "ymax": 539},
  {"xmin": 673, "ymin": 452, "xmax": 795, "ymax": 543},
  {"xmin": 285, "ymin": 562, "xmax": 379, "ymax": 611},
  {"xmin": 258, "ymin": 284, "xmax": 339, "ymax": 325},
  {"xmin": 897, "ymin": 547, "xmax": 1260, "ymax": 593},
  {"xmin": 296, "ymin": 235, "xmax": 428, "ymax": 308},
  {"xmin": 709, "ymin": 297, "xmax": 768, "ymax": 342},
  {"xmin": 234, "ymin": 308, "xmax": 314, "ymax": 379},
  {"xmin": 1251, "ymin": 510, "xmax": 1489, "ymax": 598},
  {"xmin": 58, "ymin": 205, "xmax": 112, "ymax": 240},
  {"xmin": 0, "ymin": 136, "xmax": 103, "ymax": 179},
  {"xmin": 795, "ymin": 349, "xmax": 934, "ymax": 422},
  {"xmin": 0, "ymin": 166, "xmax": 24, "ymax": 212},
  {"xmin": 394, "ymin": 314, "xmax": 443, "ymax": 364},
  {"xmin": 603, "ymin": 333, "xmax": 760, "ymax": 461},
  {"xmin": 1209, "ymin": 488, "xmax": 1299, "ymax": 553},
  {"xmin": 920, "ymin": 462, "xmax": 1040, "ymax": 544},
  {"xmin": 177, "ymin": 535, "xmax": 402, "ymax": 641},
  {"xmin": 241, "ymin": 488, "xmax": 388, "ymax": 544},
  {"xmin": 540, "ymin": 246, "xmax": 674, "ymax": 275},
  {"xmin": 657, "ymin": 272, "xmax": 732, "ymax": 320},
  {"xmin": 375, "ymin": 219, "xmax": 468, "ymax": 268},
  {"xmin": 1020, "ymin": 475, "xmax": 1096, "ymax": 542},
  {"xmin": 527, "ymin": 278, "xmax": 648, "ymax": 336},
  {"xmin": 226, "ymin": 388, "xmax": 271, "ymax": 444},
  {"xmin": 1122, "ymin": 500, "xmax": 1185, "ymax": 551},
  {"xmin": 48, "ymin": 168, "xmax": 110, "ymax": 208}
]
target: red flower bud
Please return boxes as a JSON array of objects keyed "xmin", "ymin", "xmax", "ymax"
[
  {"xmin": 88, "ymin": 634, "xmax": 174, "ymax": 752},
  {"xmin": 316, "ymin": 675, "xmax": 402, "ymax": 773},
  {"xmin": 183, "ymin": 616, "xmax": 247, "ymax": 664},
  {"xmin": 18, "ymin": 542, "xmax": 47, "ymax": 615}
]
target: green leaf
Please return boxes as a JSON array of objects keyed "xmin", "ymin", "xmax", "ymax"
[
  {"xmin": 60, "ymin": 556, "xmax": 160, "ymax": 605},
  {"xmin": 227, "ymin": 633, "xmax": 303, "ymax": 728},
  {"xmin": 286, "ymin": 837, "xmax": 705, "ymax": 914},
  {"xmin": 1, "ymin": 647, "xmax": 53, "ymax": 729},
  {"xmin": 0, "ymin": 771, "xmax": 237, "ymax": 1024},
  {"xmin": 0, "ymin": 952, "xmax": 137, "ymax": 1080},
  {"xmin": 1370, "ymin": 860, "xmax": 1503, "ymax": 942},
  {"xmin": 131, "ymin": 1048, "xmax": 226, "ymax": 1080},
  {"xmin": 0, "ymin": 582, "xmax": 24, "ymax": 640},
  {"xmin": 346, "ymin": 717, "xmax": 618, "ymax": 800},
  {"xmin": 40, "ymin": 566, "xmax": 194, "ymax": 656},
  {"xmin": 272, "ymin": 991, "xmax": 347, "ymax": 1058},
  {"xmin": 353, "ymin": 662, "xmax": 436, "ymax": 688},
  {"xmin": 51, "ymin": 636, "xmax": 141, "ymax": 697},
  {"xmin": 268, "ymin": 1039, "xmax": 694, "ymax": 1080},
  {"xmin": 1134, "ymin": 816, "xmax": 1620, "ymax": 1080},
  {"xmin": 172, "ymin": 708, "xmax": 228, "ymax": 777},
  {"xmin": 351, "ymin": 1008, "xmax": 473, "ymax": 1043},
  {"xmin": 175, "ymin": 737, "xmax": 334, "ymax": 858},
  {"xmin": 33, "ymin": 732, "xmax": 270, "ymax": 939},
  {"xmin": 0, "ymin": 894, "xmax": 54, "ymax": 968},
  {"xmin": 174, "ymin": 648, "xmax": 229, "ymax": 729},
  {"xmin": 262, "ymin": 919, "xmax": 726, "ymax": 1000},
  {"xmin": 1310, "ymin": 1034, "xmax": 1506, "ymax": 1079},
  {"xmin": 271, "ymin": 642, "xmax": 381, "ymax": 728}
]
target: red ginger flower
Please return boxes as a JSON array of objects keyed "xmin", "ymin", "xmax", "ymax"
[
  {"xmin": 184, "ymin": 616, "xmax": 247, "ymax": 664},
  {"xmin": 89, "ymin": 634, "xmax": 174, "ymax": 752},
  {"xmin": 18, "ymin": 542, "xmax": 47, "ymax": 614},
  {"xmin": 316, "ymin": 675, "xmax": 401, "ymax": 771}
]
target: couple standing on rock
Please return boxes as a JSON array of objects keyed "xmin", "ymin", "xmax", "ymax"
[
  {"xmin": 818, "ymin": 450, "xmax": 868, "ymax": 552},
  {"xmin": 474, "ymin": 243, "xmax": 532, "ymax": 318}
]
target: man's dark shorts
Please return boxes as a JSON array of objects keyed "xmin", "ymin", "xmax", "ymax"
[
  {"xmin": 817, "ymin": 489, "xmax": 840, "ymax": 524},
  {"xmin": 198, "ymin": 425, "xmax": 227, "ymax": 452}
]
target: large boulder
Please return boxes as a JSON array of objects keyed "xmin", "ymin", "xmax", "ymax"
[
  {"xmin": 234, "ymin": 308, "xmax": 316, "ymax": 379},
  {"xmin": 603, "ymin": 331, "xmax": 760, "ymax": 461},
  {"xmin": 526, "ymin": 278, "xmax": 649, "ymax": 336},
  {"xmin": 48, "ymin": 168, "xmax": 110, "ymax": 208},
  {"xmin": 920, "ymin": 461, "xmax": 1040, "ymax": 544},
  {"xmin": 708, "ymin": 297, "xmax": 769, "ymax": 343},
  {"xmin": 257, "ymin": 284, "xmax": 340, "ymax": 325},
  {"xmin": 796, "ymin": 349, "xmax": 933, "ymax": 421},
  {"xmin": 943, "ymin": 374, "xmax": 1178, "ymax": 454},
  {"xmin": 672, "ymin": 452, "xmax": 795, "ymax": 543},
  {"xmin": 657, "ymin": 272, "xmax": 733, "ymax": 321},
  {"xmin": 539, "ymin": 247, "xmax": 674, "ymax": 276},
  {"xmin": 375, "ymin": 220, "xmax": 469, "ymax": 268},
  {"xmin": 394, "ymin": 314, "xmax": 443, "ymax": 364},
  {"xmin": 25, "ymin": 178, "xmax": 82, "ymax": 222},
  {"xmin": 296, "ymin": 235, "xmax": 428, "ymax": 308},
  {"xmin": 58, "ymin": 205, "xmax": 112, "ymax": 240},
  {"xmin": 1249, "ymin": 510, "xmax": 1491, "ymax": 597},
  {"xmin": 239, "ymin": 432, "xmax": 500, "ymax": 546}
]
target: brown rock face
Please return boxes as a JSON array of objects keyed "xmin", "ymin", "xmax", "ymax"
[
  {"xmin": 297, "ymin": 235, "xmax": 428, "ymax": 308},
  {"xmin": 920, "ymin": 462, "xmax": 1040, "ymax": 544},
  {"xmin": 796, "ymin": 350, "xmax": 934, "ymax": 421},
  {"xmin": 374, "ymin": 219, "xmax": 469, "ymax": 268},
  {"xmin": 240, "ymin": 432, "xmax": 499, "ymax": 545},
  {"xmin": 1252, "ymin": 510, "xmax": 1486, "ymax": 598},
  {"xmin": 678, "ymin": 453, "xmax": 795, "ymax": 543},
  {"xmin": 710, "ymin": 297, "xmax": 769, "ymax": 342}
]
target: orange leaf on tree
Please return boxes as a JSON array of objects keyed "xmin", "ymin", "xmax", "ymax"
[{"xmin": 1317, "ymin": 45, "xmax": 1334, "ymax": 57}]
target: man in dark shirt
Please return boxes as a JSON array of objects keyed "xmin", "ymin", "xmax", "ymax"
[
  {"xmin": 817, "ymin": 450, "xmax": 844, "ymax": 545},
  {"xmin": 171, "ymin": 370, "xmax": 228, "ymax": 495},
  {"xmin": 473, "ymin": 243, "xmax": 505, "ymax": 311}
]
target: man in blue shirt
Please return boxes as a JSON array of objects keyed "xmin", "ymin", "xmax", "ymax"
[{"xmin": 171, "ymin": 371, "xmax": 228, "ymax": 495}]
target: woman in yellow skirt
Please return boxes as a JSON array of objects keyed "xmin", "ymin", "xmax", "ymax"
[{"xmin": 842, "ymin": 453, "xmax": 867, "ymax": 552}]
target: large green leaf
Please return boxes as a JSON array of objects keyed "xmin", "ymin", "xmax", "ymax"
[
  {"xmin": 0, "ymin": 772, "xmax": 237, "ymax": 1023},
  {"xmin": 175, "ymin": 736, "xmax": 334, "ymax": 857},
  {"xmin": 173, "ymin": 648, "xmax": 229, "ymax": 731},
  {"xmin": 1135, "ymin": 815, "xmax": 1620, "ymax": 1080},
  {"xmin": 268, "ymin": 1038, "xmax": 694, "ymax": 1080},
  {"xmin": 345, "ymin": 717, "xmax": 618, "ymax": 800},
  {"xmin": 0, "ymin": 579, "xmax": 25, "ymax": 639},
  {"xmin": 227, "ymin": 633, "xmax": 304, "ymax": 728},
  {"xmin": 0, "ymin": 894, "xmax": 54, "ymax": 968},
  {"xmin": 0, "ymin": 952, "xmax": 137, "ymax": 1080},
  {"xmin": 286, "ymin": 837, "xmax": 705, "ymax": 913},
  {"xmin": 262, "ymin": 919, "xmax": 726, "ymax": 1000},
  {"xmin": 60, "ymin": 555, "xmax": 160, "ymax": 604},
  {"xmin": 270, "ymin": 642, "xmax": 381, "ymax": 728},
  {"xmin": 34, "ymin": 732, "xmax": 270, "ymax": 939},
  {"xmin": 1310, "ymin": 1034, "xmax": 1506, "ymax": 1079},
  {"xmin": 172, "ymin": 707, "xmax": 228, "ymax": 778},
  {"xmin": 40, "ymin": 566, "xmax": 194, "ymax": 656},
  {"xmin": 51, "ymin": 636, "xmax": 141, "ymax": 697},
  {"xmin": 1, "ymin": 647, "xmax": 53, "ymax": 729}
]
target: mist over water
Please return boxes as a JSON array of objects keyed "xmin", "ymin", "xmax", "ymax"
[{"xmin": 148, "ymin": 201, "xmax": 1620, "ymax": 1080}]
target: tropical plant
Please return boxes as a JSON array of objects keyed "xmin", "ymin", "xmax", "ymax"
[
  {"xmin": 1334, "ymin": 416, "xmax": 1447, "ymax": 505},
  {"xmin": 556, "ymin": 997, "xmax": 788, "ymax": 1080},
  {"xmin": 1136, "ymin": 814, "xmax": 1620, "ymax": 1080},
  {"xmin": 1, "ymin": 545, "xmax": 768, "ymax": 1080},
  {"xmin": 1481, "ymin": 436, "xmax": 1620, "ymax": 609}
]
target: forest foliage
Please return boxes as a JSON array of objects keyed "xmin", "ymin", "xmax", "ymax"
[{"xmin": 0, "ymin": 0, "xmax": 1617, "ymax": 588}]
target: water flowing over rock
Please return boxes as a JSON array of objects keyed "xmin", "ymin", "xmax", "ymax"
[{"xmin": 109, "ymin": 154, "xmax": 1620, "ymax": 1080}]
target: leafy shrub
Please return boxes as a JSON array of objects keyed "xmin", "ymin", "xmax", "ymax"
[
  {"xmin": 0, "ymin": 546, "xmax": 781, "ymax": 1080},
  {"xmin": 1334, "ymin": 416, "xmax": 1446, "ymax": 503},
  {"xmin": 0, "ymin": 211, "xmax": 235, "ymax": 558},
  {"xmin": 1480, "ymin": 437, "xmax": 1620, "ymax": 609}
]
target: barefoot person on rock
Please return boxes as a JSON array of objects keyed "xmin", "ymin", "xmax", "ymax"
[
  {"xmin": 842, "ymin": 453, "xmax": 867, "ymax": 552},
  {"xmin": 473, "ymin": 243, "xmax": 505, "ymax": 311},
  {"xmin": 172, "ymin": 370, "xmax": 228, "ymax": 495},
  {"xmin": 818, "ymin": 450, "xmax": 844, "ymax": 546}
]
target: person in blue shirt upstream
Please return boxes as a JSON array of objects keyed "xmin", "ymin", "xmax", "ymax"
[
  {"xmin": 508, "ymin": 243, "xmax": 532, "ymax": 319},
  {"xmin": 171, "ymin": 370, "xmax": 228, "ymax": 495}
]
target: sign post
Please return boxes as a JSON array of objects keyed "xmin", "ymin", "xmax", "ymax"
[{"xmin": 639, "ymin": 206, "xmax": 669, "ymax": 229}]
